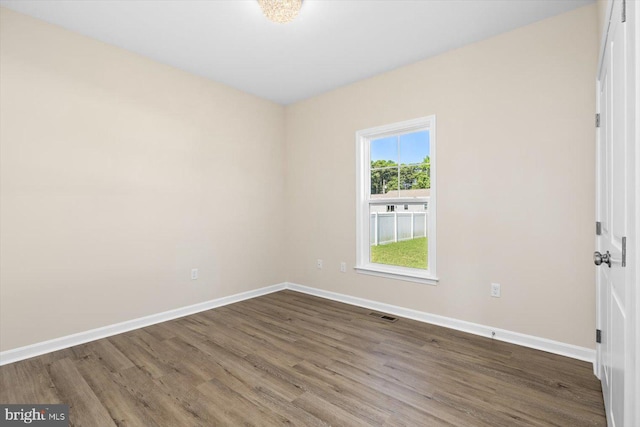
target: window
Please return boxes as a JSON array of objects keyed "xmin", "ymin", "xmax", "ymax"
[{"xmin": 355, "ymin": 116, "xmax": 437, "ymax": 284}]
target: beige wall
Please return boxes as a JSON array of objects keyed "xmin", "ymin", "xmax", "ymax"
[
  {"xmin": 0, "ymin": 8, "xmax": 286, "ymax": 351},
  {"xmin": 284, "ymin": 5, "xmax": 598, "ymax": 348}
]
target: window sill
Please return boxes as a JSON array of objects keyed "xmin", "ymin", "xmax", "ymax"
[{"xmin": 354, "ymin": 265, "xmax": 439, "ymax": 285}]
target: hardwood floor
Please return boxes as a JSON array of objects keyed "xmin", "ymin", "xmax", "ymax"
[{"xmin": 0, "ymin": 290, "xmax": 605, "ymax": 426}]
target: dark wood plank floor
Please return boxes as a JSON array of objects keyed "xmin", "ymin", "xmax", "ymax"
[{"xmin": 0, "ymin": 290, "xmax": 605, "ymax": 426}]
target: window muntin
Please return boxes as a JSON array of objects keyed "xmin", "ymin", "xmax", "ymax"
[{"xmin": 356, "ymin": 116, "xmax": 437, "ymax": 284}]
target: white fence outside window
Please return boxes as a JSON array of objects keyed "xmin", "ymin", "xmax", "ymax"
[{"xmin": 370, "ymin": 212, "xmax": 428, "ymax": 246}]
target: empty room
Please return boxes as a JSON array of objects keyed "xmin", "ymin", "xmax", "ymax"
[{"xmin": 0, "ymin": 0, "xmax": 637, "ymax": 426}]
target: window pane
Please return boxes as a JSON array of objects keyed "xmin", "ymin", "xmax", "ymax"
[
  {"xmin": 398, "ymin": 165, "xmax": 431, "ymax": 198},
  {"xmin": 370, "ymin": 166, "xmax": 398, "ymax": 197},
  {"xmin": 399, "ymin": 130, "xmax": 429, "ymax": 165},
  {"xmin": 371, "ymin": 136, "xmax": 397, "ymax": 162},
  {"xmin": 370, "ymin": 136, "xmax": 399, "ymax": 198},
  {"xmin": 369, "ymin": 203, "xmax": 428, "ymax": 270}
]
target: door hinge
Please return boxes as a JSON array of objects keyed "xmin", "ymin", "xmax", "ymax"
[
  {"xmin": 622, "ymin": 0, "xmax": 626, "ymax": 23},
  {"xmin": 596, "ymin": 329, "xmax": 602, "ymax": 344},
  {"xmin": 596, "ymin": 221, "xmax": 602, "ymax": 235},
  {"xmin": 595, "ymin": 113, "xmax": 600, "ymax": 127},
  {"xmin": 622, "ymin": 236, "xmax": 626, "ymax": 267}
]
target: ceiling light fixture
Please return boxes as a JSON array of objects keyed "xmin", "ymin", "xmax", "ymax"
[{"xmin": 258, "ymin": 0, "xmax": 302, "ymax": 24}]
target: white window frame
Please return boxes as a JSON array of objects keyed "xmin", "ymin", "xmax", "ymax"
[{"xmin": 355, "ymin": 116, "xmax": 438, "ymax": 285}]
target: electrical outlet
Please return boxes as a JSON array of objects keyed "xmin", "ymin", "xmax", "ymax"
[
  {"xmin": 191, "ymin": 268, "xmax": 199, "ymax": 280},
  {"xmin": 491, "ymin": 283, "xmax": 501, "ymax": 298},
  {"xmin": 317, "ymin": 259, "xmax": 323, "ymax": 269},
  {"xmin": 340, "ymin": 262, "xmax": 347, "ymax": 273}
]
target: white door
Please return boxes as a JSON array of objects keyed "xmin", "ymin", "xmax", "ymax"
[{"xmin": 595, "ymin": 1, "xmax": 635, "ymax": 426}]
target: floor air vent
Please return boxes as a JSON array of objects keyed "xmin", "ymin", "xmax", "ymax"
[{"xmin": 369, "ymin": 312, "xmax": 398, "ymax": 322}]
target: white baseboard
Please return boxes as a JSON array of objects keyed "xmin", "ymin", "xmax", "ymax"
[
  {"xmin": 285, "ymin": 282, "xmax": 596, "ymax": 364},
  {"xmin": 1, "ymin": 281, "xmax": 595, "ymax": 366},
  {"xmin": 0, "ymin": 283, "xmax": 286, "ymax": 366}
]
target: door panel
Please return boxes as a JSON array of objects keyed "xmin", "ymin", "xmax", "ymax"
[
  {"xmin": 611, "ymin": 292, "xmax": 625, "ymax": 427},
  {"xmin": 600, "ymin": 270, "xmax": 611, "ymax": 385},
  {"xmin": 611, "ymin": 32, "xmax": 626, "ymax": 252}
]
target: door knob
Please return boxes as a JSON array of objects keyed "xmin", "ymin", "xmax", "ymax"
[{"xmin": 594, "ymin": 251, "xmax": 611, "ymax": 267}]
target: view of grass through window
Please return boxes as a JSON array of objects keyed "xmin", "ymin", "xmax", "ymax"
[{"xmin": 371, "ymin": 237, "xmax": 428, "ymax": 269}]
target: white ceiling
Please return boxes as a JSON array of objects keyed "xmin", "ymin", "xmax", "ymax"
[{"xmin": 0, "ymin": 0, "xmax": 594, "ymax": 105}]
